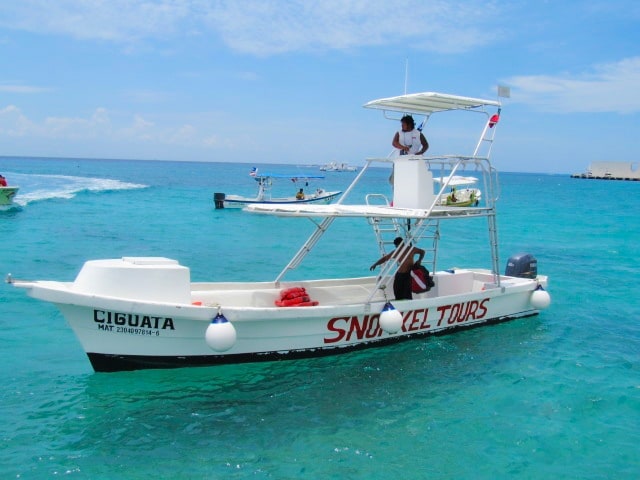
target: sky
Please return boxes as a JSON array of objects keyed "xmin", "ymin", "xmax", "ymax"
[{"xmin": 0, "ymin": 0, "xmax": 639, "ymax": 174}]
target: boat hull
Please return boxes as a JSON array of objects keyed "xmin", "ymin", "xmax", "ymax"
[
  {"xmin": 86, "ymin": 310, "xmax": 535, "ymax": 372},
  {"xmin": 18, "ymin": 258, "xmax": 548, "ymax": 372},
  {"xmin": 438, "ymin": 188, "xmax": 481, "ymax": 207},
  {"xmin": 0, "ymin": 186, "xmax": 19, "ymax": 206},
  {"xmin": 220, "ymin": 190, "xmax": 341, "ymax": 208}
]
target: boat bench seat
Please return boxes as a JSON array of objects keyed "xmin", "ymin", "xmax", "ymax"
[
  {"xmin": 433, "ymin": 271, "xmax": 475, "ymax": 296},
  {"xmin": 306, "ymin": 285, "xmax": 385, "ymax": 305},
  {"xmin": 252, "ymin": 290, "xmax": 281, "ymax": 307},
  {"xmin": 192, "ymin": 285, "xmax": 388, "ymax": 307},
  {"xmin": 413, "ymin": 287, "xmax": 438, "ymax": 299},
  {"xmin": 192, "ymin": 289, "xmax": 277, "ymax": 307}
]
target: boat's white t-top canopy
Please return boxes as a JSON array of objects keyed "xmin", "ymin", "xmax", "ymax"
[
  {"xmin": 363, "ymin": 92, "xmax": 500, "ymax": 115},
  {"xmin": 245, "ymin": 202, "xmax": 489, "ymax": 218}
]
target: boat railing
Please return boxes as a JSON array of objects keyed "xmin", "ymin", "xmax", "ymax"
[
  {"xmin": 255, "ymin": 176, "xmax": 272, "ymax": 201},
  {"xmin": 425, "ymin": 154, "xmax": 500, "ymax": 285},
  {"xmin": 352, "ymin": 154, "xmax": 498, "ymax": 208},
  {"xmin": 424, "ymin": 154, "xmax": 501, "ymax": 288},
  {"xmin": 360, "ymin": 154, "xmax": 500, "ymax": 302},
  {"xmin": 424, "ymin": 155, "xmax": 498, "ymax": 208},
  {"xmin": 274, "ymin": 153, "xmax": 502, "ymax": 290}
]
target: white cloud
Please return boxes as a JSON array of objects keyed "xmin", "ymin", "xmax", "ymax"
[
  {"xmin": 204, "ymin": 0, "xmax": 502, "ymax": 55},
  {"xmin": 202, "ymin": 134, "xmax": 219, "ymax": 147},
  {"xmin": 42, "ymin": 108, "xmax": 112, "ymax": 139},
  {"xmin": 0, "ymin": 84, "xmax": 51, "ymax": 94},
  {"xmin": 0, "ymin": 104, "xmax": 228, "ymax": 149},
  {"xmin": 168, "ymin": 124, "xmax": 197, "ymax": 143},
  {"xmin": 122, "ymin": 115, "xmax": 156, "ymax": 141},
  {"xmin": 0, "ymin": 0, "xmax": 191, "ymax": 43},
  {"xmin": 0, "ymin": 0, "xmax": 502, "ymax": 55},
  {"xmin": 504, "ymin": 57, "xmax": 640, "ymax": 114},
  {"xmin": 123, "ymin": 90, "xmax": 171, "ymax": 104},
  {"xmin": 0, "ymin": 105, "xmax": 35, "ymax": 136}
]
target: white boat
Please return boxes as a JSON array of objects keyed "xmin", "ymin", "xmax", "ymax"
[
  {"xmin": 0, "ymin": 186, "xmax": 19, "ymax": 208},
  {"xmin": 8, "ymin": 90, "xmax": 551, "ymax": 373},
  {"xmin": 434, "ymin": 175, "xmax": 482, "ymax": 207},
  {"xmin": 213, "ymin": 169, "xmax": 341, "ymax": 208},
  {"xmin": 319, "ymin": 162, "xmax": 358, "ymax": 172}
]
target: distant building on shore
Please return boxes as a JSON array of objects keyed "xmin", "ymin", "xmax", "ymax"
[{"xmin": 571, "ymin": 161, "xmax": 640, "ymax": 181}]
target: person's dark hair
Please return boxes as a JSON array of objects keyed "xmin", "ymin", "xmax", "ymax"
[
  {"xmin": 401, "ymin": 115, "xmax": 415, "ymax": 129},
  {"xmin": 393, "ymin": 237, "xmax": 403, "ymax": 247}
]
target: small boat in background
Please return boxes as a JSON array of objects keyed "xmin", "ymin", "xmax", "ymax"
[
  {"xmin": 319, "ymin": 162, "xmax": 357, "ymax": 172},
  {"xmin": 434, "ymin": 175, "xmax": 481, "ymax": 207},
  {"xmin": 0, "ymin": 186, "xmax": 19, "ymax": 207},
  {"xmin": 213, "ymin": 168, "xmax": 341, "ymax": 209},
  {"xmin": 0, "ymin": 174, "xmax": 19, "ymax": 209}
]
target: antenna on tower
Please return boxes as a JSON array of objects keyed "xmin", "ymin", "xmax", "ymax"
[{"xmin": 404, "ymin": 59, "xmax": 409, "ymax": 94}]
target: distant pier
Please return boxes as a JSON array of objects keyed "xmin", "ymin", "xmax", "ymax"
[{"xmin": 571, "ymin": 161, "xmax": 640, "ymax": 181}]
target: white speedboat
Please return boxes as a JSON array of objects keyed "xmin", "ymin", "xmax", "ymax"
[
  {"xmin": 214, "ymin": 170, "xmax": 341, "ymax": 208},
  {"xmin": 319, "ymin": 162, "xmax": 358, "ymax": 172},
  {"xmin": 8, "ymin": 90, "xmax": 550, "ymax": 372},
  {"xmin": 435, "ymin": 175, "xmax": 482, "ymax": 207},
  {"xmin": 0, "ymin": 186, "xmax": 19, "ymax": 209}
]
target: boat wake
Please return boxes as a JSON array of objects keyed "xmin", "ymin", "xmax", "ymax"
[{"xmin": 7, "ymin": 172, "xmax": 147, "ymax": 207}]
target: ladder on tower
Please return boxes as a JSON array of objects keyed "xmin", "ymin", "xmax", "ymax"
[{"xmin": 365, "ymin": 194, "xmax": 442, "ymax": 302}]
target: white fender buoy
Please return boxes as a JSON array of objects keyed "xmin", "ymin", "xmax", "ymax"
[
  {"xmin": 530, "ymin": 285, "xmax": 551, "ymax": 310},
  {"xmin": 379, "ymin": 302, "xmax": 403, "ymax": 334},
  {"xmin": 205, "ymin": 310, "xmax": 237, "ymax": 352}
]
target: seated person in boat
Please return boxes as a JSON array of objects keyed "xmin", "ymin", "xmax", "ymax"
[
  {"xmin": 392, "ymin": 115, "xmax": 429, "ymax": 156},
  {"xmin": 296, "ymin": 188, "xmax": 305, "ymax": 200},
  {"xmin": 369, "ymin": 237, "xmax": 425, "ymax": 300},
  {"xmin": 0, "ymin": 174, "xmax": 7, "ymax": 186},
  {"xmin": 449, "ymin": 186, "xmax": 457, "ymax": 203}
]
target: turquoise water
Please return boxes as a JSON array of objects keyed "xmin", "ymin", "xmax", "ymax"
[{"xmin": 1, "ymin": 157, "xmax": 638, "ymax": 479}]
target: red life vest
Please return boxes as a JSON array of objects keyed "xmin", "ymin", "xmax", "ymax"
[{"xmin": 275, "ymin": 287, "xmax": 319, "ymax": 307}]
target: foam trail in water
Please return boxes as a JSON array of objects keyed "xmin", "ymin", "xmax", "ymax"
[{"xmin": 7, "ymin": 172, "xmax": 147, "ymax": 206}]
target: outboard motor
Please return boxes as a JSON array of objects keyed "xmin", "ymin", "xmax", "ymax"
[
  {"xmin": 505, "ymin": 253, "xmax": 538, "ymax": 279},
  {"xmin": 213, "ymin": 192, "xmax": 225, "ymax": 209}
]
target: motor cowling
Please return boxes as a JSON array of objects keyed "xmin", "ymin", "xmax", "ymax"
[
  {"xmin": 213, "ymin": 192, "xmax": 225, "ymax": 209},
  {"xmin": 505, "ymin": 253, "xmax": 538, "ymax": 279}
]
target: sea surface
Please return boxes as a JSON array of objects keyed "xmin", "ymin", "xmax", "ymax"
[{"xmin": 0, "ymin": 156, "xmax": 638, "ymax": 479}]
